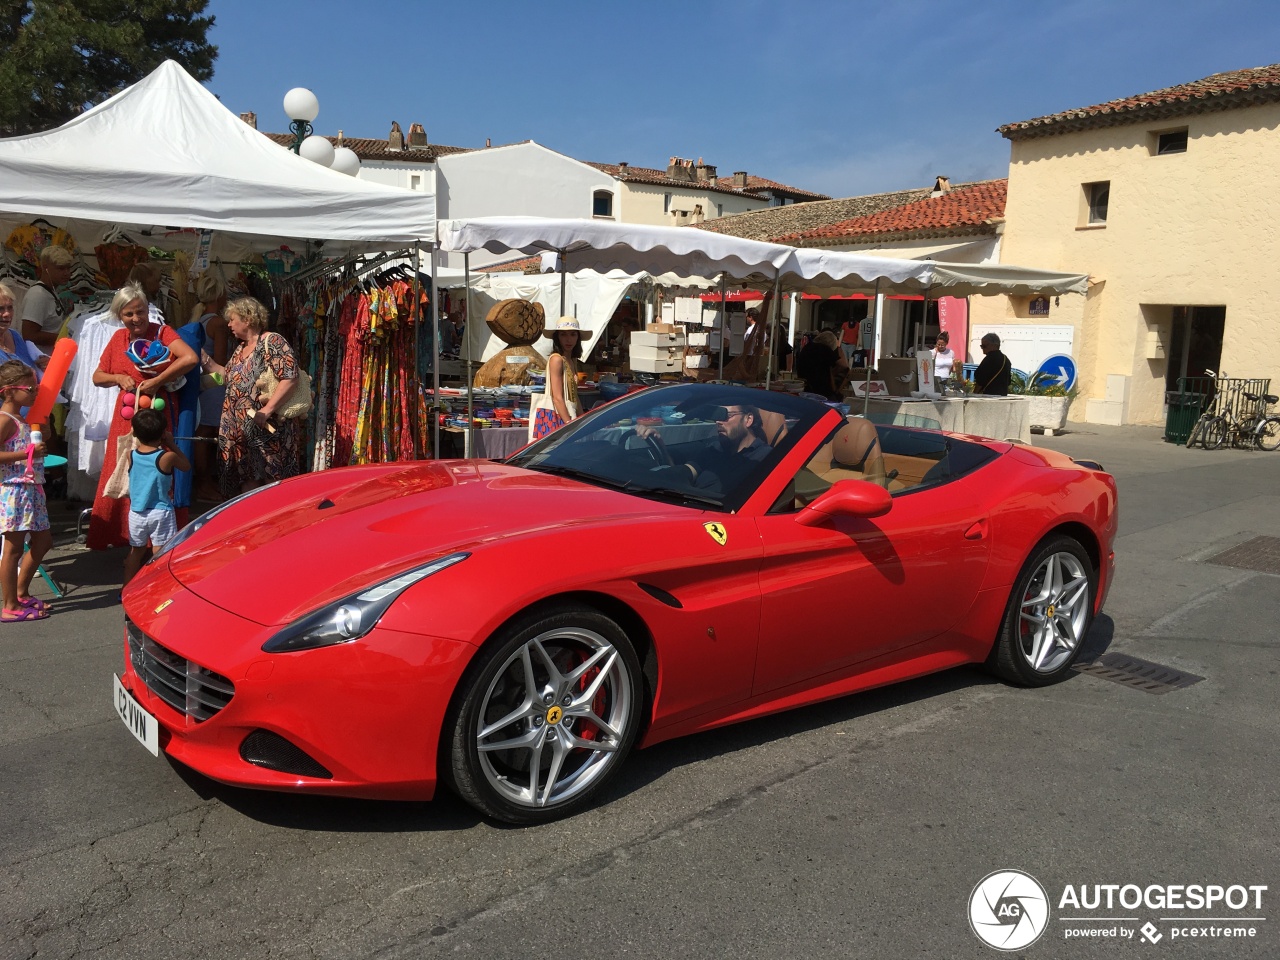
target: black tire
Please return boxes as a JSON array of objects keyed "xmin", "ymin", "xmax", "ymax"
[
  {"xmin": 444, "ymin": 604, "xmax": 643, "ymax": 824},
  {"xmin": 1258, "ymin": 416, "xmax": 1280, "ymax": 452},
  {"xmin": 1202, "ymin": 416, "xmax": 1228, "ymax": 450},
  {"xmin": 1185, "ymin": 416, "xmax": 1205, "ymax": 449},
  {"xmin": 988, "ymin": 535, "xmax": 1097, "ymax": 687}
]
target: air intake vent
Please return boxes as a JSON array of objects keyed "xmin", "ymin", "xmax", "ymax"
[{"xmin": 240, "ymin": 730, "xmax": 333, "ymax": 779}]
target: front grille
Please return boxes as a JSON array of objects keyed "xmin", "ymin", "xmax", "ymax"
[{"xmin": 126, "ymin": 618, "xmax": 235, "ymax": 722}]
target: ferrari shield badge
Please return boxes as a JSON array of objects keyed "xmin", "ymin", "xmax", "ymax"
[
  {"xmin": 154, "ymin": 599, "xmax": 173, "ymax": 614},
  {"xmin": 703, "ymin": 521, "xmax": 728, "ymax": 546}
]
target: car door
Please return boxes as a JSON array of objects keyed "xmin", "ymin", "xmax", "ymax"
[{"xmin": 749, "ymin": 441, "xmax": 992, "ymax": 698}]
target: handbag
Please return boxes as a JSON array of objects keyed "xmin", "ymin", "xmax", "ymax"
[
  {"xmin": 251, "ymin": 334, "xmax": 313, "ymax": 420},
  {"xmin": 528, "ymin": 391, "xmax": 563, "ymax": 442}
]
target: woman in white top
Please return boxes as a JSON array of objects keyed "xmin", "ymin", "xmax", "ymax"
[{"xmin": 932, "ymin": 332, "xmax": 956, "ymax": 380}]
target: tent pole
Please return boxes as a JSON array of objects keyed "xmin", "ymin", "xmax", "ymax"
[
  {"xmin": 787, "ymin": 292, "xmax": 798, "ymax": 373},
  {"xmin": 764, "ymin": 278, "xmax": 780, "ymax": 390},
  {"xmin": 465, "ymin": 252, "xmax": 473, "ymax": 459},
  {"xmin": 559, "ymin": 249, "xmax": 566, "ymax": 318},
  {"xmin": 410, "ymin": 242, "xmax": 421, "ymax": 460},
  {"xmin": 430, "ymin": 242, "xmax": 440, "ymax": 460},
  {"xmin": 864, "ymin": 278, "xmax": 880, "ymax": 418},
  {"xmin": 718, "ymin": 277, "xmax": 726, "ymax": 380}
]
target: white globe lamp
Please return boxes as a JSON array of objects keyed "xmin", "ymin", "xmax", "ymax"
[
  {"xmin": 330, "ymin": 146, "xmax": 361, "ymax": 176},
  {"xmin": 299, "ymin": 134, "xmax": 336, "ymax": 167},
  {"xmin": 282, "ymin": 87, "xmax": 320, "ymax": 123}
]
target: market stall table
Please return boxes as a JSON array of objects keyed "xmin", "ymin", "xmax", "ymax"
[{"xmin": 858, "ymin": 396, "xmax": 1032, "ymax": 444}]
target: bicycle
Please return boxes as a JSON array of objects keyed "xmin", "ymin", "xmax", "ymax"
[
  {"xmin": 1203, "ymin": 390, "xmax": 1280, "ymax": 451},
  {"xmin": 1184, "ymin": 369, "xmax": 1224, "ymax": 449}
]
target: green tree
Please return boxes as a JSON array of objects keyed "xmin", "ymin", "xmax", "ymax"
[{"xmin": 0, "ymin": 0, "xmax": 216, "ymax": 136}]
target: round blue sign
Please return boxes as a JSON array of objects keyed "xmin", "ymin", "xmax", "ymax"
[{"xmin": 1035, "ymin": 354, "xmax": 1077, "ymax": 392}]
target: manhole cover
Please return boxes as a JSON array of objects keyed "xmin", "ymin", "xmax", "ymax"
[
  {"xmin": 1074, "ymin": 653, "xmax": 1204, "ymax": 695},
  {"xmin": 1204, "ymin": 536, "xmax": 1280, "ymax": 575}
]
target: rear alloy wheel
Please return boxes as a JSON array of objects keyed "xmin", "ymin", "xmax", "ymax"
[
  {"xmin": 446, "ymin": 606, "xmax": 642, "ymax": 824},
  {"xmin": 989, "ymin": 536, "xmax": 1096, "ymax": 686}
]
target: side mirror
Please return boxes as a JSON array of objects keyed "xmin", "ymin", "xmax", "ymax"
[{"xmin": 796, "ymin": 478, "xmax": 892, "ymax": 526}]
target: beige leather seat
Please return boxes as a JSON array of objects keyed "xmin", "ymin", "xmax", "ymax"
[
  {"xmin": 830, "ymin": 417, "xmax": 886, "ymax": 487},
  {"xmin": 756, "ymin": 409, "xmax": 789, "ymax": 447},
  {"xmin": 807, "ymin": 418, "xmax": 887, "ymax": 488}
]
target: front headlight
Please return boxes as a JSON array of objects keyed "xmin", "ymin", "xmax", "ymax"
[
  {"xmin": 152, "ymin": 481, "xmax": 282, "ymax": 562},
  {"xmin": 261, "ymin": 552, "xmax": 470, "ymax": 653}
]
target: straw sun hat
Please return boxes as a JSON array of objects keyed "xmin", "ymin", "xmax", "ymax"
[{"xmin": 543, "ymin": 316, "xmax": 593, "ymax": 340}]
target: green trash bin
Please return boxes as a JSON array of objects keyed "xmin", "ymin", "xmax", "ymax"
[{"xmin": 1164, "ymin": 391, "xmax": 1206, "ymax": 444}]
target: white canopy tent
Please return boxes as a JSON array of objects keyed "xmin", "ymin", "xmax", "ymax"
[
  {"xmin": 0, "ymin": 60, "xmax": 434, "ymax": 254},
  {"xmin": 437, "ymin": 216, "xmax": 1090, "ymax": 407},
  {"xmin": 436, "ymin": 217, "xmax": 1088, "ymax": 297}
]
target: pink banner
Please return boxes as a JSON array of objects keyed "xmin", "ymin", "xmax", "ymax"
[{"xmin": 937, "ymin": 296, "xmax": 969, "ymax": 363}]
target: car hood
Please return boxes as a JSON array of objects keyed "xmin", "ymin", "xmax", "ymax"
[{"xmin": 167, "ymin": 459, "xmax": 688, "ymax": 626}]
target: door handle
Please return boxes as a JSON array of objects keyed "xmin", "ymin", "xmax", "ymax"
[{"xmin": 963, "ymin": 519, "xmax": 988, "ymax": 541}]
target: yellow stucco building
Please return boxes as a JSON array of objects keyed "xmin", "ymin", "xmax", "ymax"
[{"xmin": 969, "ymin": 64, "xmax": 1280, "ymax": 425}]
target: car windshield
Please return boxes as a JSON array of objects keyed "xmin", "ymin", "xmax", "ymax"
[{"xmin": 507, "ymin": 384, "xmax": 831, "ymax": 512}]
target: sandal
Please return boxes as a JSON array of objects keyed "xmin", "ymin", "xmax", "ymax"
[
  {"xmin": 2, "ymin": 605, "xmax": 48, "ymax": 622},
  {"xmin": 18, "ymin": 596, "xmax": 48, "ymax": 613}
]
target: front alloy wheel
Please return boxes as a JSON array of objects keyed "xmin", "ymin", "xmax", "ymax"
[
  {"xmin": 446, "ymin": 606, "xmax": 642, "ymax": 823},
  {"xmin": 990, "ymin": 536, "xmax": 1096, "ymax": 686}
]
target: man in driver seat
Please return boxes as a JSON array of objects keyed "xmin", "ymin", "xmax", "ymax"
[{"xmin": 640, "ymin": 403, "xmax": 772, "ymax": 496}]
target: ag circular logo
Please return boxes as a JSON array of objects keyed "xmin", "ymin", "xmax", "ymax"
[{"xmin": 969, "ymin": 869, "xmax": 1050, "ymax": 951}]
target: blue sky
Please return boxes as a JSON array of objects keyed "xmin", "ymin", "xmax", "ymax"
[{"xmin": 206, "ymin": 0, "xmax": 1280, "ymax": 198}]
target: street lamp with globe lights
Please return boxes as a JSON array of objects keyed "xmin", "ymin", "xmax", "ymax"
[{"xmin": 283, "ymin": 87, "xmax": 361, "ymax": 177}]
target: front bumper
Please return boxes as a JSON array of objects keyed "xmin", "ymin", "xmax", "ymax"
[{"xmin": 119, "ymin": 562, "xmax": 475, "ymax": 800}]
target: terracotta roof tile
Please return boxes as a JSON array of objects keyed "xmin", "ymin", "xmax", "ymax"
[
  {"xmin": 263, "ymin": 132, "xmax": 472, "ymax": 162},
  {"xmin": 587, "ymin": 162, "xmax": 828, "ymax": 201},
  {"xmin": 476, "ymin": 255, "xmax": 545, "ymax": 274},
  {"xmin": 775, "ymin": 179, "xmax": 1007, "ymax": 247},
  {"xmin": 1000, "ymin": 63, "xmax": 1280, "ymax": 139},
  {"xmin": 696, "ymin": 186, "xmax": 934, "ymax": 241}
]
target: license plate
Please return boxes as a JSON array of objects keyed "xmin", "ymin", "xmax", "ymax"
[{"xmin": 113, "ymin": 674, "xmax": 159, "ymax": 757}]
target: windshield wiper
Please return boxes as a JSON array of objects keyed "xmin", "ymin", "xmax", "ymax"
[
  {"xmin": 527, "ymin": 464, "xmax": 634, "ymax": 492},
  {"xmin": 626, "ymin": 485, "xmax": 724, "ymax": 509}
]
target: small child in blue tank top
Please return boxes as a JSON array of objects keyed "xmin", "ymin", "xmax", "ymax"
[{"xmin": 124, "ymin": 408, "xmax": 191, "ymax": 585}]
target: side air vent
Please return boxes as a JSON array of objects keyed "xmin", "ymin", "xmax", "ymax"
[
  {"xmin": 240, "ymin": 730, "xmax": 333, "ymax": 779},
  {"xmin": 637, "ymin": 582, "xmax": 682, "ymax": 608}
]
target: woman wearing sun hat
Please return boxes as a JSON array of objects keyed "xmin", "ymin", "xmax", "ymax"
[{"xmin": 533, "ymin": 316, "xmax": 592, "ymax": 440}]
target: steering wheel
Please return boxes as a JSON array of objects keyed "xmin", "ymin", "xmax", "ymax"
[{"xmin": 643, "ymin": 432, "xmax": 674, "ymax": 466}]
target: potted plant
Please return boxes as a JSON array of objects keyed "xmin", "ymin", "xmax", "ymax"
[{"xmin": 1014, "ymin": 372, "xmax": 1074, "ymax": 433}]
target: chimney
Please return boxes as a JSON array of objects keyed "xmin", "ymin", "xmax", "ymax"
[
  {"xmin": 931, "ymin": 175, "xmax": 952, "ymax": 196},
  {"xmin": 666, "ymin": 157, "xmax": 696, "ymax": 182},
  {"xmin": 337, "ymin": 129, "xmax": 344, "ymax": 145},
  {"xmin": 388, "ymin": 121, "xmax": 404, "ymax": 151},
  {"xmin": 239, "ymin": 111, "xmax": 257, "ymax": 129},
  {"xmin": 618, "ymin": 161, "xmax": 628, "ymax": 177},
  {"xmin": 732, "ymin": 170, "xmax": 748, "ymax": 188},
  {"xmin": 486, "ymin": 138, "xmax": 491, "ymax": 148},
  {"xmin": 408, "ymin": 122, "xmax": 427, "ymax": 148}
]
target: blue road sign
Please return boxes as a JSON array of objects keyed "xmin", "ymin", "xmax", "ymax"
[{"xmin": 1035, "ymin": 354, "xmax": 1077, "ymax": 391}]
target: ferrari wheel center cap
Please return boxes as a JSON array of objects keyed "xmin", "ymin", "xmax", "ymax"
[
  {"xmin": 1046, "ymin": 604, "xmax": 1056, "ymax": 618},
  {"xmin": 545, "ymin": 706, "xmax": 563, "ymax": 725}
]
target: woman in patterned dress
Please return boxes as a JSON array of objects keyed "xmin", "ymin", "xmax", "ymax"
[{"xmin": 204, "ymin": 297, "xmax": 302, "ymax": 495}]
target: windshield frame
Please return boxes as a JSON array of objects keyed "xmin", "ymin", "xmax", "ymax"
[{"xmin": 506, "ymin": 384, "xmax": 831, "ymax": 513}]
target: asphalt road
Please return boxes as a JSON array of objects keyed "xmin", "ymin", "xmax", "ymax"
[{"xmin": 2, "ymin": 425, "xmax": 1277, "ymax": 960}]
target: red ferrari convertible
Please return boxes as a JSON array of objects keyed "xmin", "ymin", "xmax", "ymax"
[{"xmin": 115, "ymin": 384, "xmax": 1117, "ymax": 823}]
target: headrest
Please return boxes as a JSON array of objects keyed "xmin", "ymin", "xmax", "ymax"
[{"xmin": 832, "ymin": 418, "xmax": 881, "ymax": 467}]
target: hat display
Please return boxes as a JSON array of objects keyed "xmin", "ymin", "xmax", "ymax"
[{"xmin": 543, "ymin": 316, "xmax": 593, "ymax": 340}]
